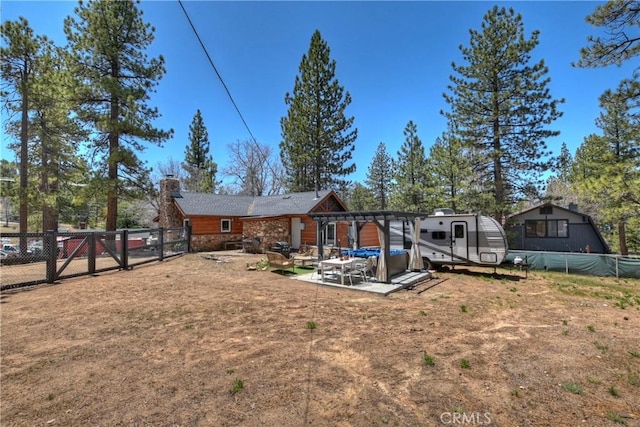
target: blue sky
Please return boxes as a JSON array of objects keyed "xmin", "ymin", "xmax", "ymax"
[{"xmin": 1, "ymin": 1, "xmax": 637, "ymax": 187}]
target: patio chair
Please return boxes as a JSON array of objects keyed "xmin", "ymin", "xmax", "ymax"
[
  {"xmin": 348, "ymin": 256, "xmax": 376, "ymax": 284},
  {"xmin": 311, "ymin": 261, "xmax": 335, "ymax": 281},
  {"xmin": 266, "ymin": 251, "xmax": 295, "ymax": 274}
]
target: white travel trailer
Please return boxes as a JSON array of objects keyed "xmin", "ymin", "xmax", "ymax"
[{"xmin": 390, "ymin": 209, "xmax": 508, "ymax": 270}]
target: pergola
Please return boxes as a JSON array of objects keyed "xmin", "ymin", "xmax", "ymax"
[{"xmin": 308, "ymin": 211, "xmax": 426, "ymax": 284}]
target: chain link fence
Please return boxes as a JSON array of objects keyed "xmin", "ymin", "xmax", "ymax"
[
  {"xmin": 505, "ymin": 251, "xmax": 640, "ymax": 279},
  {"xmin": 0, "ymin": 226, "xmax": 190, "ymax": 291}
]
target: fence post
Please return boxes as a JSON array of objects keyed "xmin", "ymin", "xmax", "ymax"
[
  {"xmin": 186, "ymin": 224, "xmax": 192, "ymax": 253},
  {"xmin": 159, "ymin": 227, "xmax": 164, "ymax": 261},
  {"xmin": 45, "ymin": 230, "xmax": 57, "ymax": 283},
  {"xmin": 88, "ymin": 232, "xmax": 96, "ymax": 274},
  {"xmin": 565, "ymin": 255, "xmax": 568, "ymax": 274},
  {"xmin": 122, "ymin": 229, "xmax": 129, "ymax": 270}
]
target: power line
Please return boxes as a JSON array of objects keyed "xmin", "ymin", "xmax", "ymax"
[{"xmin": 177, "ymin": 0, "xmax": 259, "ymax": 146}]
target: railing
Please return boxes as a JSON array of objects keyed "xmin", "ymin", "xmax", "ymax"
[{"xmin": 0, "ymin": 226, "xmax": 191, "ymax": 291}]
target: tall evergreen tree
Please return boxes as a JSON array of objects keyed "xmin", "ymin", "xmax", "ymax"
[
  {"xmin": 1, "ymin": 18, "xmax": 47, "ymax": 247},
  {"xmin": 182, "ymin": 109, "xmax": 217, "ymax": 193},
  {"xmin": 428, "ymin": 122, "xmax": 472, "ymax": 213},
  {"xmin": 64, "ymin": 0, "xmax": 173, "ymax": 231},
  {"xmin": 347, "ymin": 182, "xmax": 377, "ymax": 211},
  {"xmin": 365, "ymin": 142, "xmax": 392, "ymax": 209},
  {"xmin": 389, "ymin": 121, "xmax": 431, "ymax": 212},
  {"xmin": 280, "ymin": 30, "xmax": 357, "ymax": 192},
  {"xmin": 544, "ymin": 142, "xmax": 578, "ymax": 206},
  {"xmin": 443, "ymin": 6, "xmax": 564, "ymax": 221},
  {"xmin": 572, "ymin": 88, "xmax": 639, "ymax": 255},
  {"xmin": 29, "ymin": 43, "xmax": 87, "ymax": 232}
]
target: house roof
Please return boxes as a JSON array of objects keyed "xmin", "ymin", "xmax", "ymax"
[
  {"xmin": 173, "ymin": 190, "xmax": 336, "ymax": 217},
  {"xmin": 508, "ymin": 202, "xmax": 585, "ymax": 218}
]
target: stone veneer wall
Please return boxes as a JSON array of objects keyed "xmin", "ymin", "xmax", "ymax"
[
  {"xmin": 243, "ymin": 217, "xmax": 290, "ymax": 253},
  {"xmin": 159, "ymin": 177, "xmax": 183, "ymax": 228},
  {"xmin": 191, "ymin": 234, "xmax": 244, "ymax": 252}
]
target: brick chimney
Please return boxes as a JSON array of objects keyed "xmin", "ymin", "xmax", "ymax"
[{"xmin": 159, "ymin": 175, "xmax": 182, "ymax": 228}]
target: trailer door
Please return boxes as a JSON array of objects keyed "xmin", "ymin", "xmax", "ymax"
[{"xmin": 451, "ymin": 221, "xmax": 469, "ymax": 262}]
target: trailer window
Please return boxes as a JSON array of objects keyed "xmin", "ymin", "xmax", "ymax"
[
  {"xmin": 432, "ymin": 231, "xmax": 446, "ymax": 240},
  {"xmin": 454, "ymin": 224, "xmax": 465, "ymax": 238}
]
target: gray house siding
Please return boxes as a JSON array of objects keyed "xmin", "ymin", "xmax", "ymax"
[{"xmin": 506, "ymin": 204, "xmax": 610, "ymax": 254}]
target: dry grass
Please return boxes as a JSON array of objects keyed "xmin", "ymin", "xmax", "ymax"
[{"xmin": 1, "ymin": 252, "xmax": 639, "ymax": 426}]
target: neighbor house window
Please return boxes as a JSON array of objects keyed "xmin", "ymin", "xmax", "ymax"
[
  {"xmin": 221, "ymin": 219, "xmax": 231, "ymax": 232},
  {"xmin": 539, "ymin": 206, "xmax": 553, "ymax": 215},
  {"xmin": 525, "ymin": 219, "xmax": 568, "ymax": 238}
]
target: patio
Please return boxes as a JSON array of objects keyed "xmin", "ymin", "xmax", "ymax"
[{"xmin": 291, "ymin": 267, "xmax": 432, "ymax": 296}]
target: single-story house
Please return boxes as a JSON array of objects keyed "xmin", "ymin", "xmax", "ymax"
[
  {"xmin": 505, "ymin": 202, "xmax": 610, "ymax": 253},
  {"xmin": 157, "ymin": 176, "xmax": 360, "ymax": 253}
]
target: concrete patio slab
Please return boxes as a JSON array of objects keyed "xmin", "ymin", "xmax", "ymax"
[{"xmin": 291, "ymin": 269, "xmax": 432, "ymax": 296}]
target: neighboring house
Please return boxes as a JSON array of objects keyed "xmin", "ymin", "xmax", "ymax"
[
  {"xmin": 505, "ymin": 203, "xmax": 610, "ymax": 254},
  {"xmin": 157, "ymin": 176, "xmax": 352, "ymax": 252}
]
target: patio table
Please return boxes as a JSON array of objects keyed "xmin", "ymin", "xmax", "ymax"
[{"xmin": 319, "ymin": 257, "xmax": 363, "ymax": 286}]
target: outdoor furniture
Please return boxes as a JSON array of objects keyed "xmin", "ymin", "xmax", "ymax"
[
  {"xmin": 348, "ymin": 256, "xmax": 377, "ymax": 283},
  {"xmin": 266, "ymin": 251, "xmax": 295, "ymax": 274},
  {"xmin": 319, "ymin": 257, "xmax": 363, "ymax": 286},
  {"xmin": 292, "ymin": 245, "xmax": 333, "ymax": 267},
  {"xmin": 292, "ymin": 246, "xmax": 317, "ymax": 267}
]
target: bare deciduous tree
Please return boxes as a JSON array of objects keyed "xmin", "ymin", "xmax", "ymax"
[{"xmin": 223, "ymin": 140, "xmax": 285, "ymax": 196}]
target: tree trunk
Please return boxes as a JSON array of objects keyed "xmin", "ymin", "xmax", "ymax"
[
  {"xmin": 106, "ymin": 63, "xmax": 120, "ymax": 232},
  {"xmin": 19, "ymin": 75, "xmax": 29, "ymax": 255},
  {"xmin": 618, "ymin": 220, "xmax": 628, "ymax": 256}
]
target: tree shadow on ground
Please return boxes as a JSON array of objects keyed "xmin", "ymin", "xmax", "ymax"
[{"xmin": 445, "ymin": 267, "xmax": 526, "ymax": 282}]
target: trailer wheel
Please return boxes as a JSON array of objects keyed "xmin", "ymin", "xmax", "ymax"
[{"xmin": 423, "ymin": 257, "xmax": 433, "ymax": 271}]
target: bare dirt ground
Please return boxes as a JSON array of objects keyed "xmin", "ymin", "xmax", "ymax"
[{"xmin": 1, "ymin": 251, "xmax": 639, "ymax": 427}]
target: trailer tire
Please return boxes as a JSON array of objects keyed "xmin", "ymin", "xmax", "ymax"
[{"xmin": 423, "ymin": 257, "xmax": 433, "ymax": 271}]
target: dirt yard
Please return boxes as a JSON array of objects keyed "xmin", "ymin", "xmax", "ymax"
[{"xmin": 1, "ymin": 252, "xmax": 639, "ymax": 426}]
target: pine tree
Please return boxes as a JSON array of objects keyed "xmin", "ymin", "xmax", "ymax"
[
  {"xmin": 347, "ymin": 182, "xmax": 377, "ymax": 211},
  {"xmin": 575, "ymin": 1, "xmax": 639, "ymax": 126},
  {"xmin": 389, "ymin": 121, "xmax": 431, "ymax": 212},
  {"xmin": 27, "ymin": 42, "xmax": 88, "ymax": 232},
  {"xmin": 365, "ymin": 142, "xmax": 392, "ymax": 209},
  {"xmin": 64, "ymin": 0, "xmax": 173, "ymax": 231},
  {"xmin": 443, "ymin": 6, "xmax": 564, "ymax": 221},
  {"xmin": 544, "ymin": 142, "xmax": 578, "ymax": 206},
  {"xmin": 280, "ymin": 30, "xmax": 357, "ymax": 192},
  {"xmin": 428, "ymin": 121, "xmax": 472, "ymax": 213},
  {"xmin": 575, "ymin": 0, "xmax": 640, "ymax": 69},
  {"xmin": 1, "ymin": 18, "xmax": 46, "ymax": 247},
  {"xmin": 572, "ymin": 88, "xmax": 640, "ymax": 255},
  {"xmin": 182, "ymin": 110, "xmax": 217, "ymax": 193}
]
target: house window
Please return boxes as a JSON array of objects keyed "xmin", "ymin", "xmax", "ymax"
[
  {"xmin": 525, "ymin": 219, "xmax": 568, "ymax": 238},
  {"xmin": 221, "ymin": 219, "xmax": 231, "ymax": 233}
]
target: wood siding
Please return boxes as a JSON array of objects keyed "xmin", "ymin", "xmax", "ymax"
[
  {"xmin": 359, "ymin": 222, "xmax": 381, "ymax": 247},
  {"xmin": 189, "ymin": 215, "xmax": 243, "ymax": 235}
]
